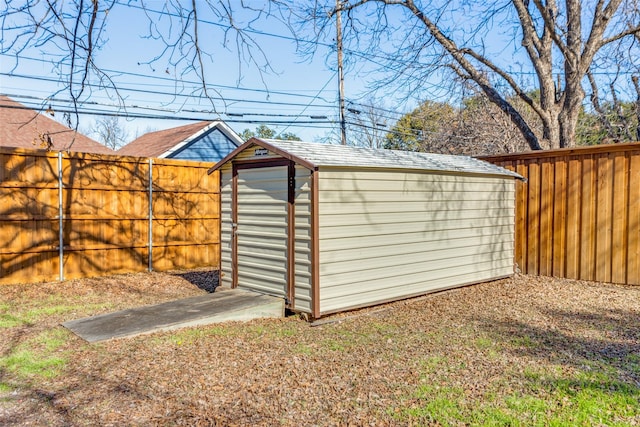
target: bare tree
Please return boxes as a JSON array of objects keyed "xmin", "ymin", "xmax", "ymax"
[
  {"xmin": 454, "ymin": 94, "xmax": 538, "ymax": 155},
  {"xmin": 2, "ymin": 0, "xmax": 111, "ymax": 131},
  {"xmin": 90, "ymin": 116, "xmax": 129, "ymax": 150},
  {"xmin": 383, "ymin": 93, "xmax": 535, "ymax": 156},
  {"xmin": 345, "ymin": 100, "xmax": 390, "ymax": 148},
  {"xmin": 305, "ymin": 0, "xmax": 640, "ymax": 150},
  {"xmin": 1, "ymin": 1, "xmax": 289, "ymax": 147}
]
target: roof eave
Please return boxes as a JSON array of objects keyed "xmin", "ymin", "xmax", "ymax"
[{"xmin": 207, "ymin": 137, "xmax": 317, "ymax": 174}]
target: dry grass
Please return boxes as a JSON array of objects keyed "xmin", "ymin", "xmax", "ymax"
[{"xmin": 1, "ymin": 271, "xmax": 639, "ymax": 426}]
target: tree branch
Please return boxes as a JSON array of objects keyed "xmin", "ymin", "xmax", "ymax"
[
  {"xmin": 531, "ymin": 0, "xmax": 570, "ymax": 57},
  {"xmin": 601, "ymin": 24, "xmax": 640, "ymax": 47},
  {"xmin": 581, "ymin": 0, "xmax": 622, "ymax": 73},
  {"xmin": 402, "ymin": 0, "xmax": 542, "ymax": 149},
  {"xmin": 587, "ymin": 70, "xmax": 618, "ymax": 140}
]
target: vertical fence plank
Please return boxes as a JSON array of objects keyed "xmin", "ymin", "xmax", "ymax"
[
  {"xmin": 628, "ymin": 153, "xmax": 640, "ymax": 285},
  {"xmin": 580, "ymin": 155, "xmax": 596, "ymax": 281},
  {"xmin": 526, "ymin": 161, "xmax": 540, "ymax": 275},
  {"xmin": 58, "ymin": 152, "xmax": 64, "ymax": 281},
  {"xmin": 595, "ymin": 154, "xmax": 613, "ymax": 283},
  {"xmin": 552, "ymin": 158, "xmax": 567, "ymax": 277},
  {"xmin": 148, "ymin": 158, "xmax": 153, "ymax": 271},
  {"xmin": 539, "ymin": 160, "xmax": 554, "ymax": 276},
  {"xmin": 565, "ymin": 156, "xmax": 582, "ymax": 279},
  {"xmin": 611, "ymin": 153, "xmax": 628, "ymax": 284}
]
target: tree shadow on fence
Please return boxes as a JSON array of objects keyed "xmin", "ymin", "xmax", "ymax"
[{"xmin": 0, "ymin": 148, "xmax": 220, "ymax": 285}]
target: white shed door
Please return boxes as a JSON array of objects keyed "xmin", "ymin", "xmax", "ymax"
[{"xmin": 235, "ymin": 165, "xmax": 289, "ymax": 298}]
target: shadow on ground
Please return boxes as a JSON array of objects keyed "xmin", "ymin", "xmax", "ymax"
[
  {"xmin": 477, "ymin": 306, "xmax": 640, "ymax": 387},
  {"xmin": 171, "ymin": 269, "xmax": 219, "ymax": 293}
]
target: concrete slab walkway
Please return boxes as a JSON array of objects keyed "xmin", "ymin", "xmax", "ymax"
[{"xmin": 62, "ymin": 288, "xmax": 284, "ymax": 343}]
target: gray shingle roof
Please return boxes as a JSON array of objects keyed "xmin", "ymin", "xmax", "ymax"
[{"xmin": 259, "ymin": 139, "xmax": 523, "ymax": 179}]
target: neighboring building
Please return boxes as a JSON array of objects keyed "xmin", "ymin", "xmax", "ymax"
[
  {"xmin": 0, "ymin": 95, "xmax": 114, "ymax": 154},
  {"xmin": 118, "ymin": 120, "xmax": 242, "ymax": 162},
  {"xmin": 210, "ymin": 138, "xmax": 524, "ymax": 319}
]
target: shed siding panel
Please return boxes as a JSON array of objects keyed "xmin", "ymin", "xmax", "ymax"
[
  {"xmin": 293, "ymin": 165, "xmax": 312, "ymax": 313},
  {"xmin": 220, "ymin": 166, "xmax": 233, "ymax": 288},
  {"xmin": 317, "ymin": 168, "xmax": 515, "ymax": 314}
]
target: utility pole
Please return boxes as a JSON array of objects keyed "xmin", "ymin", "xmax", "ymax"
[{"xmin": 336, "ymin": 0, "xmax": 347, "ymax": 145}]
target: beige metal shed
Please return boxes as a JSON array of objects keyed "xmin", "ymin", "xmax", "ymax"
[{"xmin": 209, "ymin": 138, "xmax": 523, "ymax": 319}]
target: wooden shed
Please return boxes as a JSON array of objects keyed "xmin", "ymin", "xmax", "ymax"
[{"xmin": 209, "ymin": 138, "xmax": 523, "ymax": 319}]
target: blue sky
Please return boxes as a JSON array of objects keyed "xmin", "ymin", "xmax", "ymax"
[
  {"xmin": 0, "ymin": 1, "xmax": 534, "ymax": 145},
  {"xmin": 0, "ymin": 1, "xmax": 397, "ymax": 144},
  {"xmin": 3, "ymin": 1, "xmax": 635, "ymax": 148}
]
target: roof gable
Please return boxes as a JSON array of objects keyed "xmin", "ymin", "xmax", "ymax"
[
  {"xmin": 117, "ymin": 120, "xmax": 242, "ymax": 158},
  {"xmin": 0, "ymin": 95, "xmax": 114, "ymax": 154},
  {"xmin": 209, "ymin": 138, "xmax": 524, "ymax": 180}
]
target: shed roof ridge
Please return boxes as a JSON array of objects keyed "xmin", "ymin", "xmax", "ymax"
[{"xmin": 256, "ymin": 139, "xmax": 523, "ymax": 180}]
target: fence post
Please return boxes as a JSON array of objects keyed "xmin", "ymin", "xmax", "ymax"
[
  {"xmin": 58, "ymin": 151, "xmax": 64, "ymax": 281},
  {"xmin": 148, "ymin": 158, "xmax": 153, "ymax": 272}
]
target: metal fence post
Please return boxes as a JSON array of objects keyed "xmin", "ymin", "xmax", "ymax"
[
  {"xmin": 148, "ymin": 158, "xmax": 153, "ymax": 271},
  {"xmin": 58, "ymin": 151, "xmax": 64, "ymax": 281}
]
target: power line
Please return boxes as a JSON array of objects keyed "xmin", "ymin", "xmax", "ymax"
[
  {"xmin": 278, "ymin": 72, "xmax": 338, "ymax": 135},
  {"xmin": 1, "ymin": 72, "xmax": 337, "ymax": 110},
  {"xmin": 2, "ymin": 74, "xmax": 409, "ymax": 129},
  {"xmin": 2, "ymin": 54, "xmax": 415, "ymax": 121},
  {"xmin": 0, "ymin": 101, "xmax": 338, "ymax": 128},
  {"xmin": 3, "ymin": 68, "xmax": 411, "ymax": 125},
  {"xmin": 0, "ymin": 53, "xmax": 338, "ymax": 103},
  {"xmin": 112, "ymin": 0, "xmax": 332, "ymax": 48},
  {"xmin": 1, "ymin": 93, "xmax": 339, "ymax": 122}
]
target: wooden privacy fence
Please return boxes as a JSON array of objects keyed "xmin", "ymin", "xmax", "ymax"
[
  {"xmin": 481, "ymin": 142, "xmax": 640, "ymax": 286},
  {"xmin": 0, "ymin": 148, "xmax": 220, "ymax": 285}
]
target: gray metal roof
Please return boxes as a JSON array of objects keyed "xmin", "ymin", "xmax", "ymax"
[{"xmin": 260, "ymin": 139, "xmax": 523, "ymax": 180}]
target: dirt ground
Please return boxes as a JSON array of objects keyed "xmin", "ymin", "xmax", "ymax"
[{"xmin": 1, "ymin": 271, "xmax": 639, "ymax": 426}]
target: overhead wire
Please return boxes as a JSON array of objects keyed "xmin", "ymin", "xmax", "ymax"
[
  {"xmin": 0, "ymin": 53, "xmax": 338, "ymax": 102},
  {"xmin": 0, "ymin": 92, "xmax": 339, "ymax": 122},
  {"xmin": 277, "ymin": 71, "xmax": 338, "ymax": 135},
  {"xmin": 0, "ymin": 102, "xmax": 338, "ymax": 128}
]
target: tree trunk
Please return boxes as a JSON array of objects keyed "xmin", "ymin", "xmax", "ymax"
[
  {"xmin": 559, "ymin": 108, "xmax": 580, "ymax": 148},
  {"xmin": 558, "ymin": 77, "xmax": 585, "ymax": 148},
  {"xmin": 537, "ymin": 109, "xmax": 558, "ymax": 150}
]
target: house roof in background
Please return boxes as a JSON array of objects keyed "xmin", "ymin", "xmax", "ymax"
[
  {"xmin": 117, "ymin": 120, "xmax": 242, "ymax": 158},
  {"xmin": 0, "ymin": 95, "xmax": 114, "ymax": 154},
  {"xmin": 211, "ymin": 138, "xmax": 524, "ymax": 180}
]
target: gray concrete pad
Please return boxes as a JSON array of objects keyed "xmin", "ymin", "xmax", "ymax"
[{"xmin": 62, "ymin": 288, "xmax": 284, "ymax": 342}]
